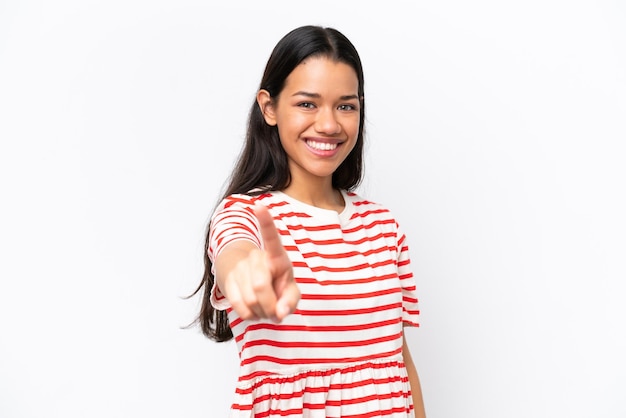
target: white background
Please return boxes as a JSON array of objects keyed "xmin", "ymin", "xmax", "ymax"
[{"xmin": 1, "ymin": 1, "xmax": 625, "ymax": 417}]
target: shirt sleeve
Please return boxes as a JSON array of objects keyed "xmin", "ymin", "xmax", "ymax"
[
  {"xmin": 207, "ymin": 194, "xmax": 261, "ymax": 310},
  {"xmin": 396, "ymin": 226, "xmax": 420, "ymax": 327}
]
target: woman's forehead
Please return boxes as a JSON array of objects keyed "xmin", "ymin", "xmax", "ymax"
[{"xmin": 282, "ymin": 56, "xmax": 359, "ymax": 96}]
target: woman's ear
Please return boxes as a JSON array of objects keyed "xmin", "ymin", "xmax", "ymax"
[{"xmin": 257, "ymin": 89, "xmax": 277, "ymax": 126}]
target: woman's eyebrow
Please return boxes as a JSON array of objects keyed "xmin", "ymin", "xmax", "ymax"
[
  {"xmin": 292, "ymin": 91, "xmax": 320, "ymax": 98},
  {"xmin": 292, "ymin": 91, "xmax": 359, "ymax": 100}
]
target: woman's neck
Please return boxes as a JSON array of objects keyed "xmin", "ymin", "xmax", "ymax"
[{"xmin": 282, "ymin": 181, "xmax": 345, "ymax": 213}]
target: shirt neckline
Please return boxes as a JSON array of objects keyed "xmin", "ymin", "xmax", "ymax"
[{"xmin": 274, "ymin": 189, "xmax": 354, "ymax": 223}]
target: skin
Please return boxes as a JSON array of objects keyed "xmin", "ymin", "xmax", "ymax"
[
  {"xmin": 257, "ymin": 56, "xmax": 361, "ymax": 211},
  {"xmin": 215, "ymin": 203, "xmax": 299, "ymax": 322},
  {"xmin": 404, "ymin": 337, "xmax": 427, "ymax": 418},
  {"xmin": 214, "ymin": 56, "xmax": 426, "ymax": 416}
]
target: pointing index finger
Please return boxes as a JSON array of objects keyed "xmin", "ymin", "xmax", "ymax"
[{"xmin": 254, "ymin": 203, "xmax": 283, "ymax": 259}]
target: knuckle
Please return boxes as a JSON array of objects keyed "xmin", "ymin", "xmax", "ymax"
[
  {"xmin": 251, "ymin": 275, "xmax": 269, "ymax": 293},
  {"xmin": 241, "ymin": 291, "xmax": 258, "ymax": 306},
  {"xmin": 239, "ymin": 311, "xmax": 256, "ymax": 321}
]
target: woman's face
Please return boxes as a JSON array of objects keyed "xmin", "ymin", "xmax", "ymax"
[{"xmin": 259, "ymin": 56, "xmax": 361, "ymax": 188}]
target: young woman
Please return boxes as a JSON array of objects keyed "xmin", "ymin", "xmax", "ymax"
[{"xmin": 192, "ymin": 25, "xmax": 426, "ymax": 418}]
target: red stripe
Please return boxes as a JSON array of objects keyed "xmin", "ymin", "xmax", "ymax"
[
  {"xmin": 323, "ymin": 390, "xmax": 409, "ymax": 406},
  {"xmin": 292, "ymin": 258, "xmax": 395, "ymax": 273},
  {"xmin": 242, "ymin": 317, "xmax": 401, "ymax": 334},
  {"xmin": 342, "ymin": 406, "xmax": 412, "ymax": 418},
  {"xmin": 351, "ymin": 198, "xmax": 372, "ymax": 206},
  {"xmin": 279, "ymin": 218, "xmax": 396, "ymax": 234},
  {"xmin": 224, "ymin": 196, "xmax": 255, "ymax": 208},
  {"xmin": 297, "ymin": 244, "xmax": 396, "ymax": 260},
  {"xmin": 241, "ymin": 331, "xmax": 403, "ymax": 351},
  {"xmin": 342, "ymin": 218, "xmax": 396, "ymax": 234},
  {"xmin": 265, "ymin": 199, "xmax": 288, "ymax": 209},
  {"xmin": 215, "ymin": 224, "xmax": 258, "ymax": 247},
  {"xmin": 236, "ymin": 373, "xmax": 408, "ymax": 396},
  {"xmin": 300, "ymin": 287, "xmax": 400, "ymax": 301},
  {"xmin": 215, "ymin": 209, "xmax": 256, "ymax": 222},
  {"xmin": 350, "ymin": 208, "xmax": 390, "ymax": 218},
  {"xmin": 253, "ymin": 407, "xmax": 305, "ymax": 417},
  {"xmin": 234, "ymin": 390, "xmax": 411, "ymax": 410},
  {"xmin": 397, "ymin": 233, "xmax": 407, "ymax": 245},
  {"xmin": 236, "ymin": 360, "xmax": 406, "ymax": 387},
  {"xmin": 294, "ymin": 301, "xmax": 402, "ymax": 316},
  {"xmin": 288, "ymin": 231, "xmax": 397, "ymax": 246},
  {"xmin": 229, "ymin": 316, "xmax": 243, "ymax": 328},
  {"xmin": 398, "ymin": 259, "xmax": 410, "ymax": 268},
  {"xmin": 275, "ymin": 211, "xmax": 313, "ymax": 219},
  {"xmin": 240, "ymin": 347, "xmax": 402, "ymax": 368},
  {"xmin": 296, "ymin": 273, "xmax": 398, "ymax": 286},
  {"xmin": 281, "ymin": 223, "xmax": 340, "ymax": 232}
]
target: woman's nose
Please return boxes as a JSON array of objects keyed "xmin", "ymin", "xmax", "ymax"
[{"xmin": 315, "ymin": 108, "xmax": 341, "ymax": 135}]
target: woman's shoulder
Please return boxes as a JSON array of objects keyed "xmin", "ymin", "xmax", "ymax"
[
  {"xmin": 344, "ymin": 191, "xmax": 410, "ymax": 242},
  {"xmin": 217, "ymin": 189, "xmax": 283, "ymax": 211},
  {"xmin": 343, "ymin": 190, "xmax": 394, "ymax": 215}
]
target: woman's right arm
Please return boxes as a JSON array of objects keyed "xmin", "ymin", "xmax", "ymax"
[{"xmin": 213, "ymin": 204, "xmax": 300, "ymax": 322}]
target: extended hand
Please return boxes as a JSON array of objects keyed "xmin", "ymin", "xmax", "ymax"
[{"xmin": 221, "ymin": 203, "xmax": 300, "ymax": 322}]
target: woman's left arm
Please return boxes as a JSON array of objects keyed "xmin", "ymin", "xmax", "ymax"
[{"xmin": 403, "ymin": 336, "xmax": 426, "ymax": 418}]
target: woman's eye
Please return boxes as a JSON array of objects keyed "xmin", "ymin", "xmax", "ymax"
[
  {"xmin": 298, "ymin": 102, "xmax": 315, "ymax": 109},
  {"xmin": 338, "ymin": 104, "xmax": 357, "ymax": 111}
]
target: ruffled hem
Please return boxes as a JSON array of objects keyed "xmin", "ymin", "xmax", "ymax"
[{"xmin": 228, "ymin": 359, "xmax": 415, "ymax": 418}]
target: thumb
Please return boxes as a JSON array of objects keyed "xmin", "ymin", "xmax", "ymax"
[{"xmin": 275, "ymin": 280, "xmax": 301, "ymax": 321}]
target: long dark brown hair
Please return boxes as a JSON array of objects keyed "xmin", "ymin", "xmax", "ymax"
[{"xmin": 190, "ymin": 25, "xmax": 367, "ymax": 342}]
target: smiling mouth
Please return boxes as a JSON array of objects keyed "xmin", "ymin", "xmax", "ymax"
[{"xmin": 306, "ymin": 139, "xmax": 339, "ymax": 151}]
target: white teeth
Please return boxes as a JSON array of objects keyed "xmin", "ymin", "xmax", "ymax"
[{"xmin": 307, "ymin": 140, "xmax": 337, "ymax": 151}]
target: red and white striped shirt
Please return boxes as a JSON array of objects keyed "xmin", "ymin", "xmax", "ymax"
[{"xmin": 209, "ymin": 190, "xmax": 420, "ymax": 418}]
